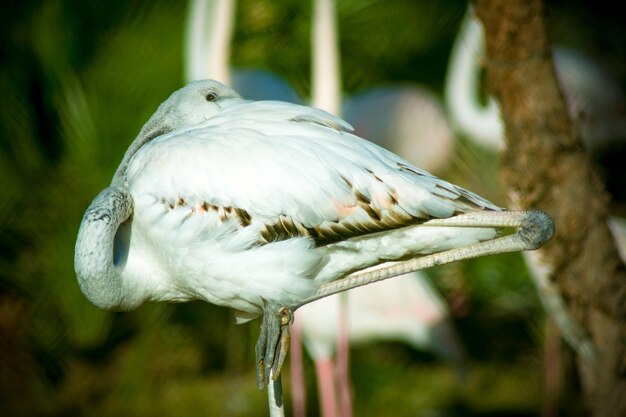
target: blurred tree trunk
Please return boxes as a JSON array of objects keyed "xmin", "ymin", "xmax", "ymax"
[{"xmin": 473, "ymin": 1, "xmax": 626, "ymax": 416}]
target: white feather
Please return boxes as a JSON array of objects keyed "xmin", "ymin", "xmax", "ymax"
[{"xmin": 110, "ymin": 80, "xmax": 501, "ymax": 318}]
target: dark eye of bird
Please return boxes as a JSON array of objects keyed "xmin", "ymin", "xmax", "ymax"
[{"xmin": 205, "ymin": 92, "xmax": 217, "ymax": 102}]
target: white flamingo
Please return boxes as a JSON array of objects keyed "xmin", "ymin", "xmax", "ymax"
[
  {"xmin": 74, "ymin": 77, "xmax": 553, "ymax": 413},
  {"xmin": 75, "ymin": 4, "xmax": 555, "ymax": 417},
  {"xmin": 445, "ymin": 7, "xmax": 626, "ymax": 153}
]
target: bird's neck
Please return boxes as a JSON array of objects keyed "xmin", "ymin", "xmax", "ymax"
[{"xmin": 74, "ymin": 186, "xmax": 138, "ymax": 310}]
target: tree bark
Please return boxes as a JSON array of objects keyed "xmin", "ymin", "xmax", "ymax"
[{"xmin": 472, "ymin": 1, "xmax": 626, "ymax": 416}]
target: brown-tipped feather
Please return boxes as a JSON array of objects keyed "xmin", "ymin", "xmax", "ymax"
[{"xmin": 161, "ymin": 168, "xmax": 497, "ymax": 247}]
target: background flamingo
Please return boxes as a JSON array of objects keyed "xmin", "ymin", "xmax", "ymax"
[{"xmin": 445, "ymin": 7, "xmax": 626, "ymax": 160}]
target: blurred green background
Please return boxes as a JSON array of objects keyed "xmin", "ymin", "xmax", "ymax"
[{"xmin": 1, "ymin": 0, "xmax": 624, "ymax": 416}]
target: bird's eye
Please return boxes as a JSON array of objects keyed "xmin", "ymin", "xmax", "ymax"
[{"xmin": 205, "ymin": 92, "xmax": 217, "ymax": 102}]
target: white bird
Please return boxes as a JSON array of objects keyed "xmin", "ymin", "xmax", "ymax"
[
  {"xmin": 74, "ymin": 79, "xmax": 553, "ymax": 394},
  {"xmin": 445, "ymin": 7, "xmax": 626, "ymax": 153}
]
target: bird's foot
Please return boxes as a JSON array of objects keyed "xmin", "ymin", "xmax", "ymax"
[{"xmin": 256, "ymin": 300, "xmax": 294, "ymax": 391}]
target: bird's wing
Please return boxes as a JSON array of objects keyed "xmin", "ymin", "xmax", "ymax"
[{"xmin": 126, "ymin": 100, "xmax": 500, "ymax": 247}]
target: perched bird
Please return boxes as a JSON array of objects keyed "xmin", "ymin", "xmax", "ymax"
[{"xmin": 74, "ymin": 79, "xmax": 554, "ymax": 391}]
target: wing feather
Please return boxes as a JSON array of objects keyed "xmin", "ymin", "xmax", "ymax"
[{"xmin": 126, "ymin": 100, "xmax": 501, "ymax": 247}]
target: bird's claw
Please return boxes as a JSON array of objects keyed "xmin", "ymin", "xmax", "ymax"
[{"xmin": 256, "ymin": 301, "xmax": 293, "ymax": 391}]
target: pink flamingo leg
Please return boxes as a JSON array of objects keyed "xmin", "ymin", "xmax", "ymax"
[
  {"xmin": 335, "ymin": 292, "xmax": 353, "ymax": 417},
  {"xmin": 315, "ymin": 357, "xmax": 339, "ymax": 417},
  {"xmin": 290, "ymin": 321, "xmax": 307, "ymax": 417}
]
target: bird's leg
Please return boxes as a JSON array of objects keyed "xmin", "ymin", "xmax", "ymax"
[
  {"xmin": 256, "ymin": 300, "xmax": 294, "ymax": 390},
  {"xmin": 289, "ymin": 321, "xmax": 307, "ymax": 417},
  {"xmin": 336, "ymin": 292, "xmax": 353, "ymax": 417},
  {"xmin": 298, "ymin": 210, "xmax": 554, "ymax": 307},
  {"xmin": 267, "ymin": 368, "xmax": 286, "ymax": 417}
]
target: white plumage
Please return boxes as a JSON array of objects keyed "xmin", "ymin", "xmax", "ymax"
[
  {"xmin": 77, "ymin": 80, "xmax": 499, "ymax": 320},
  {"xmin": 74, "ymin": 3, "xmax": 555, "ymax": 408}
]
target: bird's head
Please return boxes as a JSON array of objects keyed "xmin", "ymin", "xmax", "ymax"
[
  {"xmin": 112, "ymin": 80, "xmax": 242, "ymax": 186},
  {"xmin": 137, "ymin": 79, "xmax": 243, "ymax": 144}
]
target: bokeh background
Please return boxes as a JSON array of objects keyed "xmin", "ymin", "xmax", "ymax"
[{"xmin": 1, "ymin": 0, "xmax": 624, "ymax": 416}]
